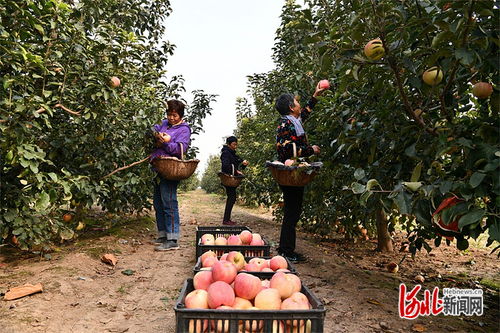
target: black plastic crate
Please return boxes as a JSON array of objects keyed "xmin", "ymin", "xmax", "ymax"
[
  {"xmin": 193, "ymin": 256, "xmax": 297, "ymax": 278},
  {"xmin": 195, "ymin": 226, "xmax": 271, "ymax": 259},
  {"xmin": 174, "ymin": 278, "xmax": 326, "ymax": 333},
  {"xmin": 195, "ymin": 226, "xmax": 252, "ymax": 246}
]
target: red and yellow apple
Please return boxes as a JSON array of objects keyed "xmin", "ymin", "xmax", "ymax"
[
  {"xmin": 364, "ymin": 38, "xmax": 385, "ymax": 60},
  {"xmin": 270, "ymin": 256, "xmax": 288, "ymax": 271},
  {"xmin": 211, "ymin": 260, "xmax": 238, "ymax": 284},
  {"xmin": 234, "ymin": 273, "xmax": 261, "ymax": 300},
  {"xmin": 201, "ymin": 233, "xmax": 215, "ymax": 245},
  {"xmin": 254, "ymin": 288, "xmax": 282, "ymax": 310},
  {"xmin": 193, "ymin": 270, "xmax": 213, "ymax": 290},
  {"xmin": 215, "ymin": 236, "xmax": 228, "ymax": 246},
  {"xmin": 185, "ymin": 289, "xmax": 209, "ymax": 309},
  {"xmin": 422, "ymin": 66, "xmax": 443, "ymax": 86},
  {"xmin": 226, "ymin": 251, "xmax": 246, "ymax": 271},
  {"xmin": 239, "ymin": 230, "xmax": 253, "ymax": 244},
  {"xmin": 207, "ymin": 281, "xmax": 235, "ymax": 309},
  {"xmin": 319, "ymin": 79, "xmax": 330, "ymax": 90},
  {"xmin": 109, "ymin": 76, "xmax": 121, "ymax": 88},
  {"xmin": 227, "ymin": 235, "xmax": 242, "ymax": 246}
]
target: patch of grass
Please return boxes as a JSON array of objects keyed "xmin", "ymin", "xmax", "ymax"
[
  {"xmin": 480, "ymin": 278, "xmax": 500, "ymax": 290},
  {"xmin": 0, "ymin": 270, "xmax": 35, "ymax": 282},
  {"xmin": 117, "ymin": 284, "xmax": 132, "ymax": 294},
  {"xmin": 43, "ymin": 265, "xmax": 80, "ymax": 276},
  {"xmin": 83, "ymin": 246, "xmax": 109, "ymax": 259}
]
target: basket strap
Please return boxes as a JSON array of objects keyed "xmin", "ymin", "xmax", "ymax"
[
  {"xmin": 292, "ymin": 142, "xmax": 297, "ymax": 158},
  {"xmin": 179, "ymin": 142, "xmax": 184, "ymax": 160},
  {"xmin": 232, "ymin": 164, "xmax": 235, "ymax": 176}
]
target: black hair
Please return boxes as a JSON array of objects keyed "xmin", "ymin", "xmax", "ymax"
[
  {"xmin": 166, "ymin": 99, "xmax": 185, "ymax": 118},
  {"xmin": 275, "ymin": 93, "xmax": 295, "ymax": 116},
  {"xmin": 226, "ymin": 136, "xmax": 238, "ymax": 144}
]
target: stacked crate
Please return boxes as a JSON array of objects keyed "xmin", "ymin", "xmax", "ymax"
[{"xmin": 174, "ymin": 226, "xmax": 326, "ymax": 333}]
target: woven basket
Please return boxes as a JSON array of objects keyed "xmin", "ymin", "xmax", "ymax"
[
  {"xmin": 267, "ymin": 143, "xmax": 321, "ymax": 187},
  {"xmin": 151, "ymin": 143, "xmax": 199, "ymax": 181}
]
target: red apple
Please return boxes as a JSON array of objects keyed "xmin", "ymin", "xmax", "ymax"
[
  {"xmin": 234, "ymin": 273, "xmax": 262, "ymax": 300},
  {"xmin": 270, "ymin": 256, "xmax": 288, "ymax": 271},
  {"xmin": 200, "ymin": 250, "xmax": 217, "ymax": 264},
  {"xmin": 211, "ymin": 260, "xmax": 238, "ymax": 284},
  {"xmin": 193, "ymin": 270, "xmax": 213, "ymax": 290},
  {"xmin": 227, "ymin": 235, "xmax": 242, "ymax": 246},
  {"xmin": 239, "ymin": 230, "xmax": 253, "ymax": 244},
  {"xmin": 207, "ymin": 281, "xmax": 235, "ymax": 309},
  {"xmin": 319, "ymin": 79, "xmax": 330, "ymax": 90},
  {"xmin": 215, "ymin": 236, "xmax": 228, "ymax": 246},
  {"xmin": 202, "ymin": 256, "xmax": 218, "ymax": 268},
  {"xmin": 472, "ymin": 82, "xmax": 493, "ymax": 99},
  {"xmin": 249, "ymin": 258, "xmax": 268, "ymax": 271},
  {"xmin": 185, "ymin": 289, "xmax": 209, "ymax": 309},
  {"xmin": 220, "ymin": 253, "xmax": 229, "ymax": 261},
  {"xmin": 201, "ymin": 233, "xmax": 215, "ymax": 245},
  {"xmin": 109, "ymin": 76, "xmax": 121, "ymax": 88},
  {"xmin": 243, "ymin": 262, "xmax": 260, "ymax": 272}
]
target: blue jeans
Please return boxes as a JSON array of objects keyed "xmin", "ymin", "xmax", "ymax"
[{"xmin": 153, "ymin": 177, "xmax": 180, "ymax": 240}]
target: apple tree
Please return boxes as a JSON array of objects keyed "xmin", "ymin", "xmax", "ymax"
[{"xmin": 235, "ymin": 0, "xmax": 499, "ymax": 254}]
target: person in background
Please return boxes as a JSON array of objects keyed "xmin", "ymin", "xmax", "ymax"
[
  {"xmin": 220, "ymin": 136, "xmax": 248, "ymax": 225},
  {"xmin": 274, "ymin": 82, "xmax": 326, "ymax": 262},
  {"xmin": 150, "ymin": 100, "xmax": 191, "ymax": 251}
]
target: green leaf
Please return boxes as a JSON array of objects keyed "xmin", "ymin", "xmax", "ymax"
[
  {"xmin": 366, "ymin": 179, "xmax": 380, "ymax": 191},
  {"xmin": 351, "ymin": 182, "xmax": 366, "ymax": 194},
  {"xmin": 458, "ymin": 209, "xmax": 485, "ymax": 229},
  {"xmin": 36, "ymin": 192, "xmax": 50, "ymax": 210},
  {"xmin": 33, "ymin": 24, "xmax": 44, "ymax": 35},
  {"xmin": 410, "ymin": 162, "xmax": 422, "ymax": 182},
  {"xmin": 489, "ymin": 222, "xmax": 500, "ymax": 242},
  {"xmin": 12, "ymin": 227, "xmax": 24, "ymax": 236},
  {"xmin": 59, "ymin": 229, "xmax": 74, "ymax": 240},
  {"xmin": 469, "ymin": 172, "xmax": 486, "ymax": 188},
  {"xmin": 402, "ymin": 182, "xmax": 422, "ymax": 192},
  {"xmin": 394, "ymin": 191, "xmax": 411, "ymax": 215},
  {"xmin": 354, "ymin": 168, "xmax": 365, "ymax": 180}
]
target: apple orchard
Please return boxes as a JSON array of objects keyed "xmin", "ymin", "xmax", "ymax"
[
  {"xmin": 223, "ymin": 0, "xmax": 499, "ymax": 255},
  {"xmin": 1, "ymin": 0, "xmax": 499, "ymax": 259}
]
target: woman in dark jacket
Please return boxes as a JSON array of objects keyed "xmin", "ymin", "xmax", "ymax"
[
  {"xmin": 220, "ymin": 136, "xmax": 248, "ymax": 225},
  {"xmin": 274, "ymin": 82, "xmax": 326, "ymax": 262}
]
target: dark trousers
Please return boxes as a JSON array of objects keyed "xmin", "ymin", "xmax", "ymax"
[
  {"xmin": 223, "ymin": 186, "xmax": 237, "ymax": 221},
  {"xmin": 278, "ymin": 185, "xmax": 305, "ymax": 255}
]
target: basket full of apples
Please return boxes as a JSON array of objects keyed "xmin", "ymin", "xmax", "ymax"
[
  {"xmin": 197, "ymin": 228, "xmax": 270, "ymax": 259},
  {"xmin": 175, "ymin": 271, "xmax": 326, "ymax": 333},
  {"xmin": 194, "ymin": 252, "xmax": 297, "ymax": 278},
  {"xmin": 266, "ymin": 158, "xmax": 322, "ymax": 187}
]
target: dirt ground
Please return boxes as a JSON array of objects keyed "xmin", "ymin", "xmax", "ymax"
[{"xmin": 0, "ymin": 189, "xmax": 498, "ymax": 333}]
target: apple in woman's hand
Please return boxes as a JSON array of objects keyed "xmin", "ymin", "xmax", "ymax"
[{"xmin": 319, "ymin": 79, "xmax": 330, "ymax": 90}]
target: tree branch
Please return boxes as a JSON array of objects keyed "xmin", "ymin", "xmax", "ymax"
[
  {"xmin": 370, "ymin": 0, "xmax": 437, "ymax": 136},
  {"xmin": 36, "ymin": 104, "xmax": 81, "ymax": 116},
  {"xmin": 102, "ymin": 156, "xmax": 150, "ymax": 179}
]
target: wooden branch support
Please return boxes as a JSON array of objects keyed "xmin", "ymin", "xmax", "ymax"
[{"xmin": 102, "ymin": 156, "xmax": 150, "ymax": 179}]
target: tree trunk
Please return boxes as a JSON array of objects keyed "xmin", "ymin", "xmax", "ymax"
[{"xmin": 376, "ymin": 208, "xmax": 393, "ymax": 252}]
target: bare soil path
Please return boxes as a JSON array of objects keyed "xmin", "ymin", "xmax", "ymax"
[{"xmin": 1, "ymin": 189, "xmax": 498, "ymax": 333}]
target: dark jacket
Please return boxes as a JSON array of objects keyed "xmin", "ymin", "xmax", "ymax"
[
  {"xmin": 276, "ymin": 97, "xmax": 317, "ymax": 162},
  {"xmin": 220, "ymin": 145, "xmax": 246, "ymax": 175}
]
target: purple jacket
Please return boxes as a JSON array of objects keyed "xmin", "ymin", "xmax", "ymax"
[{"xmin": 150, "ymin": 120, "xmax": 191, "ymax": 160}]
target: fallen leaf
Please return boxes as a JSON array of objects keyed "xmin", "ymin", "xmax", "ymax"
[
  {"xmin": 101, "ymin": 253, "xmax": 117, "ymax": 266},
  {"xmin": 4, "ymin": 283, "xmax": 43, "ymax": 301},
  {"xmin": 367, "ymin": 299, "xmax": 382, "ymax": 306},
  {"xmin": 412, "ymin": 323, "xmax": 427, "ymax": 332}
]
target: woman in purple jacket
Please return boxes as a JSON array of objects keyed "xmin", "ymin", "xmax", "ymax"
[{"xmin": 150, "ymin": 100, "xmax": 191, "ymax": 251}]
